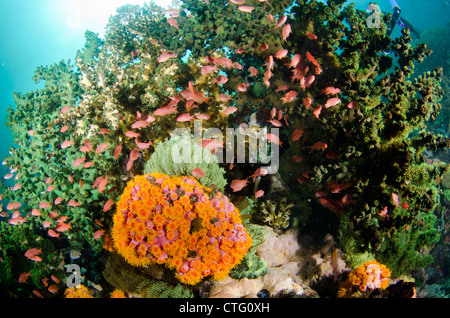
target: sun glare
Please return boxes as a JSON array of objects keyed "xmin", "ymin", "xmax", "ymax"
[{"xmin": 61, "ymin": 0, "xmax": 173, "ymax": 36}]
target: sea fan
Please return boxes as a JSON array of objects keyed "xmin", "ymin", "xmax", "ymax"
[{"xmin": 143, "ymin": 134, "xmax": 227, "ymax": 191}]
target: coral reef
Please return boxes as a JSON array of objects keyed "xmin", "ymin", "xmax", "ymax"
[
  {"xmin": 1, "ymin": 0, "xmax": 449, "ymax": 298},
  {"xmin": 277, "ymin": 5, "xmax": 449, "ymax": 278},
  {"xmin": 111, "ymin": 172, "xmax": 252, "ymax": 285}
]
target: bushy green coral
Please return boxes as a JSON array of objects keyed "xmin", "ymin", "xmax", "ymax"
[
  {"xmin": 143, "ymin": 134, "xmax": 227, "ymax": 191},
  {"xmin": 3, "ymin": 46, "xmax": 119, "ymax": 254},
  {"xmin": 228, "ymin": 198, "xmax": 268, "ymax": 279}
]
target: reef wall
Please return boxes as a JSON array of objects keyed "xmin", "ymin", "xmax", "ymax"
[{"xmin": 0, "ymin": 0, "xmax": 448, "ymax": 297}]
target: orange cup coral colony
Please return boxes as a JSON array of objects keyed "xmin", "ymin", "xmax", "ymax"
[
  {"xmin": 348, "ymin": 260, "xmax": 391, "ymax": 292},
  {"xmin": 111, "ymin": 172, "xmax": 252, "ymax": 285}
]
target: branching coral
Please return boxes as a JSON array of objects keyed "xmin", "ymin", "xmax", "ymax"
[{"xmin": 111, "ymin": 172, "xmax": 252, "ymax": 285}]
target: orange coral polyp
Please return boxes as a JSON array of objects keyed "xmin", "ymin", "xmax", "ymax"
[{"xmin": 111, "ymin": 173, "xmax": 252, "ymax": 285}]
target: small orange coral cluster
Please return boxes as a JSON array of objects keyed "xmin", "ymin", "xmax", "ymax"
[
  {"xmin": 111, "ymin": 172, "xmax": 252, "ymax": 285},
  {"xmin": 348, "ymin": 260, "xmax": 391, "ymax": 292},
  {"xmin": 64, "ymin": 285, "xmax": 94, "ymax": 298},
  {"xmin": 110, "ymin": 289, "xmax": 127, "ymax": 298}
]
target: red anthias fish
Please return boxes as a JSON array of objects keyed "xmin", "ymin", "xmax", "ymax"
[
  {"xmin": 325, "ymin": 98, "xmax": 341, "ymax": 108},
  {"xmin": 191, "ymin": 167, "xmax": 205, "ymax": 178},
  {"xmin": 266, "ymin": 133, "xmax": 283, "ymax": 146},
  {"xmin": 321, "ymin": 87, "xmax": 341, "ymax": 95},
  {"xmin": 114, "ymin": 143, "xmax": 123, "ymax": 159},
  {"xmin": 180, "ymin": 81, "xmax": 209, "ymax": 104},
  {"xmin": 249, "ymin": 168, "xmax": 268, "ymax": 181},
  {"xmin": 305, "ymin": 52, "xmax": 321, "ymax": 71},
  {"xmin": 176, "ymin": 113, "xmax": 195, "ymax": 122},
  {"xmin": 281, "ymin": 90, "xmax": 297, "ymax": 104},
  {"xmin": 275, "ymin": 49, "xmax": 288, "ymax": 59},
  {"xmin": 61, "ymin": 140, "xmax": 73, "ymax": 149},
  {"xmin": 282, "ymin": 24, "xmax": 291, "ymax": 41},
  {"xmin": 291, "ymin": 128, "xmax": 304, "ymax": 142},
  {"xmin": 222, "ymin": 107, "xmax": 237, "ymax": 116},
  {"xmin": 167, "ymin": 17, "xmax": 179, "ymax": 29},
  {"xmin": 305, "ymin": 32, "xmax": 317, "ymax": 39},
  {"xmin": 303, "ymin": 97, "xmax": 312, "ymax": 109},
  {"xmin": 275, "ymin": 15, "xmax": 287, "ymax": 28},
  {"xmin": 255, "ymin": 189, "xmax": 264, "ymax": 199},
  {"xmin": 103, "ymin": 199, "xmax": 115, "ymax": 213},
  {"xmin": 24, "ymin": 248, "xmax": 42, "ymax": 262},
  {"xmin": 93, "ymin": 230, "xmax": 104, "ymax": 239},
  {"xmin": 238, "ymin": 6, "xmax": 255, "ymax": 13},
  {"xmin": 310, "ymin": 141, "xmax": 328, "ymax": 151},
  {"xmin": 127, "ymin": 148, "xmax": 142, "ymax": 171},
  {"xmin": 95, "ymin": 143, "xmax": 109, "ymax": 153},
  {"xmin": 230, "ymin": 179, "xmax": 249, "ymax": 192},
  {"xmin": 157, "ymin": 50, "xmax": 177, "ymax": 63},
  {"xmin": 313, "ymin": 105, "xmax": 322, "ymax": 119}
]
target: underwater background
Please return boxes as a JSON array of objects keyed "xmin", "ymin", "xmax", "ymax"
[{"xmin": 0, "ymin": 0, "xmax": 449, "ymax": 298}]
